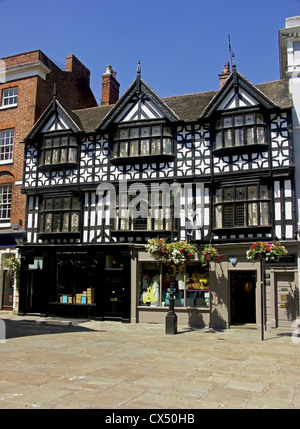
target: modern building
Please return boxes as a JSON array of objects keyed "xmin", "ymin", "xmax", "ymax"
[
  {"xmin": 17, "ymin": 43, "xmax": 299, "ymax": 329},
  {"xmin": 0, "ymin": 50, "xmax": 97, "ymax": 312}
]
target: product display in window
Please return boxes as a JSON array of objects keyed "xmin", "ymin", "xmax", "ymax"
[
  {"xmin": 186, "ymin": 265, "xmax": 209, "ymax": 308},
  {"xmin": 138, "ymin": 262, "xmax": 209, "ymax": 309},
  {"xmin": 139, "ymin": 263, "xmax": 160, "ymax": 306}
]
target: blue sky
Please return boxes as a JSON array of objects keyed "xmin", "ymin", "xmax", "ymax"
[{"xmin": 0, "ymin": 0, "xmax": 299, "ymax": 104}]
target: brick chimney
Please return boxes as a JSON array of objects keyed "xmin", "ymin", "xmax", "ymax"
[
  {"xmin": 219, "ymin": 61, "xmax": 231, "ymax": 88},
  {"xmin": 101, "ymin": 65, "xmax": 120, "ymax": 106}
]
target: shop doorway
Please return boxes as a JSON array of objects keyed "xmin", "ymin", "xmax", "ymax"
[
  {"xmin": 104, "ymin": 274, "xmax": 123, "ymax": 319},
  {"xmin": 230, "ymin": 271, "xmax": 256, "ymax": 325},
  {"xmin": 2, "ymin": 271, "xmax": 13, "ymax": 310}
]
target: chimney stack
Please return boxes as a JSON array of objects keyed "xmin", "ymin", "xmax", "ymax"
[
  {"xmin": 219, "ymin": 61, "xmax": 231, "ymax": 88},
  {"xmin": 101, "ymin": 65, "xmax": 120, "ymax": 106}
]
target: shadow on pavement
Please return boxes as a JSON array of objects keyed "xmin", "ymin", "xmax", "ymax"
[{"xmin": 3, "ymin": 318, "xmax": 104, "ymax": 339}]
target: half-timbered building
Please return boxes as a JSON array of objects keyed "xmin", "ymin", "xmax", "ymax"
[{"xmin": 18, "ymin": 61, "xmax": 299, "ymax": 329}]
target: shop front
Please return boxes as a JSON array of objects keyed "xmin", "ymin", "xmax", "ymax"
[
  {"xmin": 129, "ymin": 243, "xmax": 299, "ymax": 330},
  {"xmin": 18, "ymin": 245, "xmax": 131, "ymax": 322}
]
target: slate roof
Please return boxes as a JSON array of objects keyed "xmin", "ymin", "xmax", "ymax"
[{"xmin": 72, "ymin": 78, "xmax": 292, "ymax": 133}]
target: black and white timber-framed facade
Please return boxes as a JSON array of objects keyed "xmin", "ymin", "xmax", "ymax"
[{"xmin": 18, "ymin": 63, "xmax": 299, "ymax": 329}]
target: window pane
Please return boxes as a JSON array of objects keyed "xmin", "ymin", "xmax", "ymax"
[
  {"xmin": 130, "ymin": 128, "xmax": 139, "ymax": 138},
  {"xmin": 162, "ymin": 138, "xmax": 172, "ymax": 154},
  {"xmin": 163, "ymin": 126, "xmax": 172, "ymax": 137},
  {"xmin": 260, "ymin": 185, "xmax": 269, "ymax": 199},
  {"xmin": 224, "ymin": 188, "xmax": 234, "ymax": 201},
  {"xmin": 224, "ymin": 204, "xmax": 234, "ymax": 227},
  {"xmin": 119, "ymin": 129, "xmax": 128, "ymax": 139},
  {"xmin": 215, "ymin": 205, "xmax": 222, "ymax": 228},
  {"xmin": 62, "ymin": 213, "xmax": 69, "ymax": 232},
  {"xmin": 235, "ymin": 128, "xmax": 243, "ymax": 146},
  {"xmin": 0, "ymin": 129, "xmax": 14, "ymax": 161},
  {"xmin": 152, "ymin": 125, "xmax": 161, "ymax": 136},
  {"xmin": 257, "ymin": 126, "xmax": 265, "ymax": 144},
  {"xmin": 215, "ymin": 131, "xmax": 222, "ymax": 149},
  {"xmin": 140, "ymin": 263, "xmax": 160, "ymax": 306},
  {"xmin": 112, "ymin": 143, "xmax": 118, "ymax": 157},
  {"xmin": 224, "ymin": 130, "xmax": 233, "ymax": 147},
  {"xmin": 0, "ymin": 185, "xmax": 12, "ymax": 221},
  {"xmin": 236, "ymin": 187, "xmax": 245, "ymax": 200},
  {"xmin": 141, "ymin": 139, "xmax": 150, "ymax": 155},
  {"xmin": 260, "ymin": 202, "xmax": 269, "ymax": 225},
  {"xmin": 141, "ymin": 127, "xmax": 150, "ymax": 137},
  {"xmin": 45, "ymin": 213, "xmax": 52, "ymax": 232},
  {"xmin": 52, "ymin": 148, "xmax": 59, "ymax": 164},
  {"xmin": 236, "ymin": 203, "xmax": 245, "ymax": 226},
  {"xmin": 234, "ymin": 115, "xmax": 243, "ymax": 126},
  {"xmin": 68, "ymin": 148, "xmax": 77, "ymax": 163},
  {"xmin": 70, "ymin": 212, "xmax": 79, "ymax": 232},
  {"xmin": 72, "ymin": 197, "xmax": 81, "ymax": 210},
  {"xmin": 245, "ymin": 113, "xmax": 255, "ymax": 125},
  {"xmin": 256, "ymin": 113, "xmax": 265, "ymax": 124},
  {"xmin": 130, "ymin": 140, "xmax": 138, "ymax": 156},
  {"xmin": 62, "ymin": 197, "xmax": 71, "ymax": 209},
  {"xmin": 248, "ymin": 185, "xmax": 258, "ymax": 200},
  {"xmin": 54, "ymin": 198, "xmax": 61, "ymax": 210},
  {"xmin": 60, "ymin": 148, "xmax": 67, "ymax": 163},
  {"xmin": 44, "ymin": 150, "xmax": 51, "ymax": 164},
  {"xmin": 186, "ymin": 265, "xmax": 209, "ymax": 308},
  {"xmin": 120, "ymin": 142, "xmax": 127, "ymax": 157},
  {"xmin": 223, "ymin": 117, "xmax": 232, "ymax": 128},
  {"xmin": 248, "ymin": 202, "xmax": 258, "ymax": 226},
  {"xmin": 245, "ymin": 127, "xmax": 255, "ymax": 144},
  {"xmin": 151, "ymin": 138, "xmax": 161, "ymax": 155}
]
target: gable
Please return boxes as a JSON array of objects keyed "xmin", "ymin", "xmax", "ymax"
[
  {"xmin": 41, "ymin": 112, "xmax": 72, "ymax": 132},
  {"xmin": 114, "ymin": 93, "xmax": 167, "ymax": 122},
  {"xmin": 202, "ymin": 69, "xmax": 277, "ymax": 119},
  {"xmin": 97, "ymin": 77, "xmax": 179, "ymax": 131},
  {"xmin": 25, "ymin": 99, "xmax": 82, "ymax": 141},
  {"xmin": 217, "ymin": 86, "xmax": 260, "ymax": 110}
]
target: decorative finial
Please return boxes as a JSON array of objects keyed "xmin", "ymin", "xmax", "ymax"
[
  {"xmin": 137, "ymin": 60, "xmax": 141, "ymax": 76},
  {"xmin": 53, "ymin": 83, "xmax": 57, "ymax": 99}
]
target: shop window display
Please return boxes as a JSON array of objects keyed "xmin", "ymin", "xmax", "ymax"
[
  {"xmin": 57, "ymin": 256, "xmax": 96, "ymax": 304},
  {"xmin": 140, "ymin": 263, "xmax": 160, "ymax": 306},
  {"xmin": 186, "ymin": 264, "xmax": 209, "ymax": 308},
  {"xmin": 138, "ymin": 262, "xmax": 209, "ymax": 308}
]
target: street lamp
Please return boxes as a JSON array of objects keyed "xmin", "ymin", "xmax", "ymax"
[{"xmin": 165, "ymin": 181, "xmax": 180, "ymax": 335}]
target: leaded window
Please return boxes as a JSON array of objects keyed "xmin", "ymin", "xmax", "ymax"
[
  {"xmin": 214, "ymin": 184, "xmax": 270, "ymax": 229},
  {"xmin": 112, "ymin": 124, "xmax": 173, "ymax": 159},
  {"xmin": 39, "ymin": 195, "xmax": 81, "ymax": 234},
  {"xmin": 38, "ymin": 135, "xmax": 78, "ymax": 167},
  {"xmin": 214, "ymin": 112, "xmax": 267, "ymax": 150}
]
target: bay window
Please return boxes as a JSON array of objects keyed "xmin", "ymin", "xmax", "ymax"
[
  {"xmin": 214, "ymin": 112, "xmax": 267, "ymax": 151},
  {"xmin": 112, "ymin": 124, "xmax": 173, "ymax": 160},
  {"xmin": 214, "ymin": 183, "xmax": 270, "ymax": 229}
]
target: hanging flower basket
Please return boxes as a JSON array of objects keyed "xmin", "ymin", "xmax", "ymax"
[
  {"xmin": 146, "ymin": 238, "xmax": 171, "ymax": 263},
  {"xmin": 170, "ymin": 241, "xmax": 197, "ymax": 265},
  {"xmin": 246, "ymin": 241, "xmax": 288, "ymax": 262},
  {"xmin": 200, "ymin": 246, "xmax": 221, "ymax": 266},
  {"xmin": 146, "ymin": 238, "xmax": 197, "ymax": 265},
  {"xmin": 3, "ymin": 256, "xmax": 20, "ymax": 279}
]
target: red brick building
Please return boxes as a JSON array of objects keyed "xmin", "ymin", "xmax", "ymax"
[{"xmin": 0, "ymin": 50, "xmax": 97, "ymax": 310}]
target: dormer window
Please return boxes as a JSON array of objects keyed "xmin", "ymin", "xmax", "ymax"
[
  {"xmin": 111, "ymin": 124, "xmax": 174, "ymax": 163},
  {"xmin": 214, "ymin": 112, "xmax": 268, "ymax": 153},
  {"xmin": 38, "ymin": 134, "xmax": 78, "ymax": 169}
]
